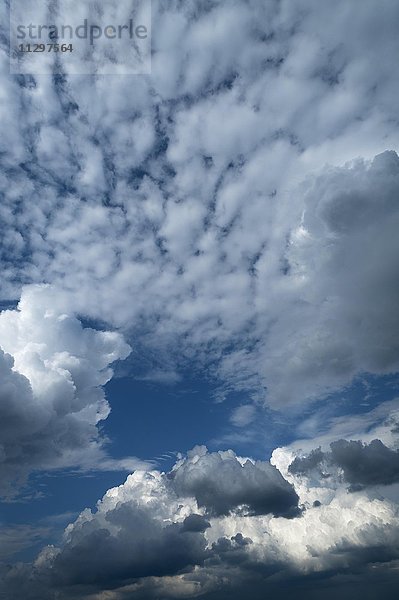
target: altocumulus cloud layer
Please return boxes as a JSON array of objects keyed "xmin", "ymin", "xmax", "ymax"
[
  {"xmin": 1, "ymin": 0, "xmax": 399, "ymax": 598},
  {"xmin": 1, "ymin": 0, "xmax": 399, "ymax": 405}
]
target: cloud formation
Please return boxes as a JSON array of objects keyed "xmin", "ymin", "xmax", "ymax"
[
  {"xmin": 0, "ymin": 285, "xmax": 143, "ymax": 497},
  {"xmin": 2, "ymin": 443, "xmax": 399, "ymax": 599},
  {"xmin": 290, "ymin": 438, "xmax": 399, "ymax": 490},
  {"xmin": 1, "ymin": 0, "xmax": 399, "ymax": 410},
  {"xmin": 1, "ymin": 1, "xmax": 399, "ymax": 597},
  {"xmin": 170, "ymin": 446, "xmax": 299, "ymax": 517}
]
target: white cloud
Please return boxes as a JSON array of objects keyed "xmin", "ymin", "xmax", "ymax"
[
  {"xmin": 3, "ymin": 441, "xmax": 398, "ymax": 599},
  {"xmin": 1, "ymin": 2, "xmax": 399, "ymax": 594},
  {"xmin": 0, "ymin": 285, "xmax": 148, "ymax": 497},
  {"xmin": 0, "ymin": 0, "xmax": 399, "ymax": 412},
  {"xmin": 230, "ymin": 405, "xmax": 256, "ymax": 427}
]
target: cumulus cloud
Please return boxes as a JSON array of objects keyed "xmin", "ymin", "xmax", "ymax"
[
  {"xmin": 0, "ymin": 285, "xmax": 147, "ymax": 497},
  {"xmin": 170, "ymin": 446, "xmax": 299, "ymax": 518},
  {"xmin": 290, "ymin": 438, "xmax": 399, "ymax": 490},
  {"xmin": 219, "ymin": 149, "xmax": 399, "ymax": 405},
  {"xmin": 2, "ymin": 444, "xmax": 399, "ymax": 599}
]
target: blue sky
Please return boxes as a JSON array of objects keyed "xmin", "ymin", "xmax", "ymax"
[
  {"xmin": 2, "ymin": 371, "xmax": 398, "ymax": 529},
  {"xmin": 1, "ymin": 1, "xmax": 399, "ymax": 598}
]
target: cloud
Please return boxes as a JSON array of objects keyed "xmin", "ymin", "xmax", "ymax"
[
  {"xmin": 0, "ymin": 1, "xmax": 399, "ymax": 412},
  {"xmin": 170, "ymin": 446, "xmax": 299, "ymax": 518},
  {"xmin": 273, "ymin": 397, "xmax": 399, "ymax": 458},
  {"xmin": 19, "ymin": 463, "xmax": 209, "ymax": 594},
  {"xmin": 221, "ymin": 149, "xmax": 399, "ymax": 406},
  {"xmin": 0, "ymin": 285, "xmax": 146, "ymax": 498},
  {"xmin": 2, "ymin": 443, "xmax": 399, "ymax": 599},
  {"xmin": 49, "ymin": 510, "xmax": 208, "ymax": 588},
  {"xmin": 181, "ymin": 514, "xmax": 211, "ymax": 533},
  {"xmin": 290, "ymin": 438, "xmax": 399, "ymax": 490},
  {"xmin": 230, "ymin": 405, "xmax": 256, "ymax": 427},
  {"xmin": 1, "ymin": 1, "xmax": 399, "ymax": 595},
  {"xmin": 0, "ymin": 524, "xmax": 49, "ymax": 561}
]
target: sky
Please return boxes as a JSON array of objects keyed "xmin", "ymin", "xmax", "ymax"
[{"xmin": 1, "ymin": 0, "xmax": 399, "ymax": 598}]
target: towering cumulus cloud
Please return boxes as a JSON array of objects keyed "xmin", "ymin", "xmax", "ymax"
[
  {"xmin": 170, "ymin": 446, "xmax": 299, "ymax": 518},
  {"xmin": 251, "ymin": 150, "xmax": 399, "ymax": 405},
  {"xmin": 0, "ymin": 285, "xmax": 131, "ymax": 496},
  {"xmin": 2, "ymin": 445, "xmax": 399, "ymax": 599}
]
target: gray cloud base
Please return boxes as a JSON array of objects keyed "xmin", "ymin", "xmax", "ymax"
[
  {"xmin": 170, "ymin": 446, "xmax": 300, "ymax": 517},
  {"xmin": 2, "ymin": 442, "xmax": 399, "ymax": 599},
  {"xmin": 290, "ymin": 438, "xmax": 399, "ymax": 489}
]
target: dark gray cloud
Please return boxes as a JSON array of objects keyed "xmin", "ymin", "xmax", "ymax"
[
  {"xmin": 181, "ymin": 514, "xmax": 211, "ymax": 533},
  {"xmin": 290, "ymin": 438, "xmax": 399, "ymax": 489},
  {"xmin": 170, "ymin": 447, "xmax": 300, "ymax": 517},
  {"xmin": 331, "ymin": 439, "xmax": 399, "ymax": 488},
  {"xmin": 289, "ymin": 447, "xmax": 326, "ymax": 476},
  {"xmin": 51, "ymin": 509, "xmax": 208, "ymax": 588}
]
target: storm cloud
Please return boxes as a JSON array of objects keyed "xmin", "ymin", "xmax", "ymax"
[
  {"xmin": 2, "ymin": 444, "xmax": 399, "ymax": 600},
  {"xmin": 170, "ymin": 446, "xmax": 300, "ymax": 517},
  {"xmin": 290, "ymin": 438, "xmax": 399, "ymax": 489}
]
